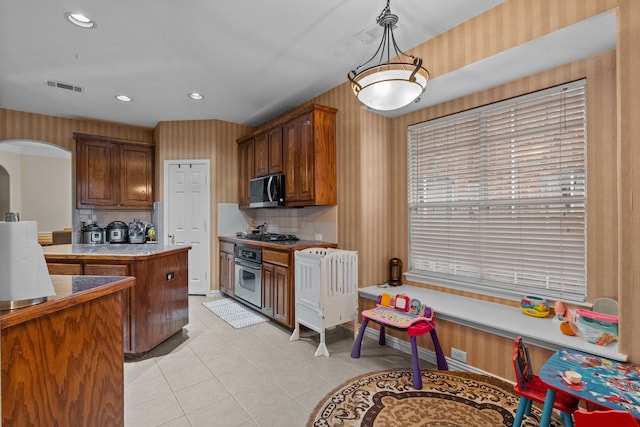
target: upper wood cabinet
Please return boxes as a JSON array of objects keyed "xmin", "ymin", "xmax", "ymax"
[
  {"xmin": 237, "ymin": 136, "xmax": 255, "ymax": 208},
  {"xmin": 75, "ymin": 133, "xmax": 154, "ymax": 210},
  {"xmin": 283, "ymin": 105, "xmax": 337, "ymax": 206},
  {"xmin": 254, "ymin": 126, "xmax": 284, "ymax": 177}
]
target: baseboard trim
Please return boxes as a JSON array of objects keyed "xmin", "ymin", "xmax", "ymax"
[{"xmin": 362, "ymin": 327, "xmax": 487, "ymax": 374}]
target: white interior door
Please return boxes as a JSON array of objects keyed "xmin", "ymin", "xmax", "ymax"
[{"xmin": 165, "ymin": 161, "xmax": 210, "ymax": 295}]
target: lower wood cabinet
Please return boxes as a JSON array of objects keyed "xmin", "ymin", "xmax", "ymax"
[
  {"xmin": 219, "ymin": 241, "xmax": 235, "ymax": 296},
  {"xmin": 262, "ymin": 248, "xmax": 292, "ymax": 328}
]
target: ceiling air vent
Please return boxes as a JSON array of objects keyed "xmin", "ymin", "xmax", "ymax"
[{"xmin": 46, "ymin": 80, "xmax": 83, "ymax": 93}]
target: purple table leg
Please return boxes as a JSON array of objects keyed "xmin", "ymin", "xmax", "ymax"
[
  {"xmin": 410, "ymin": 335, "xmax": 423, "ymax": 389},
  {"xmin": 379, "ymin": 325, "xmax": 386, "ymax": 346},
  {"xmin": 351, "ymin": 318, "xmax": 369, "ymax": 358},
  {"xmin": 429, "ymin": 329, "xmax": 448, "ymax": 370}
]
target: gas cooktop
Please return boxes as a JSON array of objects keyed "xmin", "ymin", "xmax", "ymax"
[{"xmin": 241, "ymin": 233, "xmax": 299, "ymax": 242}]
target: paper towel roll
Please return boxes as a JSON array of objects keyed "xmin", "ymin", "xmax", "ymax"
[{"xmin": 0, "ymin": 221, "xmax": 55, "ymax": 304}]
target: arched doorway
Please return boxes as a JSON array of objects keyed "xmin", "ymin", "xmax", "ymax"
[{"xmin": 0, "ymin": 140, "xmax": 71, "ymax": 231}]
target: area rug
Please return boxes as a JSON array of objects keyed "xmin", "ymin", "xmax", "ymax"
[
  {"xmin": 202, "ymin": 298, "xmax": 267, "ymax": 329},
  {"xmin": 308, "ymin": 369, "xmax": 562, "ymax": 427}
]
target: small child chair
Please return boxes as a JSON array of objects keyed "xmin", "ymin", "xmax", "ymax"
[
  {"xmin": 574, "ymin": 409, "xmax": 638, "ymax": 426},
  {"xmin": 512, "ymin": 336, "xmax": 580, "ymax": 427}
]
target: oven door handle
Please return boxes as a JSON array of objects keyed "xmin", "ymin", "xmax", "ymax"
[{"xmin": 235, "ymin": 259, "xmax": 262, "ymax": 270}]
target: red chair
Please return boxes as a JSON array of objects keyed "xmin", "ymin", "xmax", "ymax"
[
  {"xmin": 574, "ymin": 410, "xmax": 638, "ymax": 426},
  {"xmin": 512, "ymin": 336, "xmax": 580, "ymax": 427}
]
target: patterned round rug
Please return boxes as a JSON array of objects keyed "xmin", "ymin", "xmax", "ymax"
[{"xmin": 308, "ymin": 370, "xmax": 561, "ymax": 427}]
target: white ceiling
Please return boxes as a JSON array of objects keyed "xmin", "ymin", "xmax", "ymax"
[{"xmin": 0, "ymin": 0, "xmax": 615, "ymax": 128}]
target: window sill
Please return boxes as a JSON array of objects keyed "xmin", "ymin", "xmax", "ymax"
[{"xmin": 358, "ymin": 284, "xmax": 627, "ymax": 362}]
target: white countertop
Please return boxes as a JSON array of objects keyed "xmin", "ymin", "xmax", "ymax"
[
  {"xmin": 43, "ymin": 243, "xmax": 191, "ymax": 257},
  {"xmin": 359, "ymin": 284, "xmax": 627, "ymax": 362}
]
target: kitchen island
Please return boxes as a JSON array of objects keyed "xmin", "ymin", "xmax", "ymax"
[
  {"xmin": 1, "ymin": 275, "xmax": 134, "ymax": 427},
  {"xmin": 42, "ymin": 243, "xmax": 191, "ymax": 355}
]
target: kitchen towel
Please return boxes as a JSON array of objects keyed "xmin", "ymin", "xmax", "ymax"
[{"xmin": 202, "ymin": 298, "xmax": 267, "ymax": 329}]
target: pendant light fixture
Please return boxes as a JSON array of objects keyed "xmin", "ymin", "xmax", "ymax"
[{"xmin": 348, "ymin": 0, "xmax": 429, "ymax": 111}]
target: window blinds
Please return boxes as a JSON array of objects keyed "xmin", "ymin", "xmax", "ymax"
[{"xmin": 408, "ymin": 80, "xmax": 586, "ymax": 301}]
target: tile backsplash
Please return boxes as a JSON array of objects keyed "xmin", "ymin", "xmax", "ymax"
[{"xmin": 218, "ymin": 203, "xmax": 337, "ymax": 242}]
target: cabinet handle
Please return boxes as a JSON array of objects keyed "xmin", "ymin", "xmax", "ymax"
[{"xmin": 168, "ymin": 233, "xmax": 175, "ymax": 244}]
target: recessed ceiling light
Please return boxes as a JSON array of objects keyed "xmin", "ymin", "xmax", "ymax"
[
  {"xmin": 64, "ymin": 12, "xmax": 96, "ymax": 29},
  {"xmin": 188, "ymin": 92, "xmax": 204, "ymax": 100},
  {"xmin": 115, "ymin": 95, "xmax": 132, "ymax": 102}
]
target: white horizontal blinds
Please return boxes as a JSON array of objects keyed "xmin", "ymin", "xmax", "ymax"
[{"xmin": 408, "ymin": 81, "xmax": 586, "ymax": 301}]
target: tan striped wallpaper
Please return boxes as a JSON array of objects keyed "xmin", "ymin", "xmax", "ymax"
[{"xmin": 2, "ymin": 0, "xmax": 639, "ymax": 374}]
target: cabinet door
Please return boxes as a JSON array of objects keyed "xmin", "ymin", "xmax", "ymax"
[
  {"xmin": 225, "ymin": 253, "xmax": 235, "ymax": 295},
  {"xmin": 76, "ymin": 138, "xmax": 119, "ymax": 208},
  {"xmin": 268, "ymin": 126, "xmax": 283, "ymax": 174},
  {"xmin": 237, "ymin": 138, "xmax": 254, "ymax": 207},
  {"xmin": 120, "ymin": 143, "xmax": 154, "ymax": 208},
  {"xmin": 262, "ymin": 262, "xmax": 275, "ymax": 317},
  {"xmin": 84, "ymin": 264, "xmax": 129, "ymax": 276},
  {"xmin": 283, "ymin": 111, "xmax": 314, "ymax": 203},
  {"xmin": 273, "ymin": 265, "xmax": 290, "ymax": 326},
  {"xmin": 219, "ymin": 252, "xmax": 228, "ymax": 294},
  {"xmin": 254, "ymin": 132, "xmax": 268, "ymax": 177},
  {"xmin": 219, "ymin": 252, "xmax": 235, "ymax": 295},
  {"xmin": 47, "ymin": 263, "xmax": 83, "ymax": 275}
]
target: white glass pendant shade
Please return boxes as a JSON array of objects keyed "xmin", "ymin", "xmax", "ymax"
[
  {"xmin": 352, "ymin": 64, "xmax": 428, "ymax": 111},
  {"xmin": 348, "ymin": 1, "xmax": 430, "ymax": 111}
]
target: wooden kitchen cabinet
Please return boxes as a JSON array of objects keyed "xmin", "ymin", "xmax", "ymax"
[
  {"xmin": 237, "ymin": 136, "xmax": 254, "ymax": 208},
  {"xmin": 262, "ymin": 248, "xmax": 292, "ymax": 327},
  {"xmin": 75, "ymin": 133, "xmax": 154, "ymax": 210},
  {"xmin": 219, "ymin": 241, "xmax": 235, "ymax": 295},
  {"xmin": 254, "ymin": 125, "xmax": 283, "ymax": 177},
  {"xmin": 46, "ymin": 262, "xmax": 83, "ymax": 275},
  {"xmin": 283, "ymin": 104, "xmax": 337, "ymax": 207}
]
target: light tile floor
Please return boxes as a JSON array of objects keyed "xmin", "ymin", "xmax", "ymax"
[{"xmin": 124, "ymin": 295, "xmax": 434, "ymax": 427}]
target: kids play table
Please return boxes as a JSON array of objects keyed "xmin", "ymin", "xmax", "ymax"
[
  {"xmin": 351, "ymin": 303, "xmax": 448, "ymax": 389},
  {"xmin": 538, "ymin": 348, "xmax": 640, "ymax": 426}
]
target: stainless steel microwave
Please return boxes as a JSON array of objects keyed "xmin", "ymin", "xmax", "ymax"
[{"xmin": 249, "ymin": 173, "xmax": 285, "ymax": 208}]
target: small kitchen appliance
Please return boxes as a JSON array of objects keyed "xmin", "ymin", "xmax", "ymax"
[
  {"xmin": 128, "ymin": 219, "xmax": 146, "ymax": 244},
  {"xmin": 106, "ymin": 221, "xmax": 129, "ymax": 243},
  {"xmin": 81, "ymin": 221, "xmax": 105, "ymax": 244},
  {"xmin": 249, "ymin": 173, "xmax": 285, "ymax": 208}
]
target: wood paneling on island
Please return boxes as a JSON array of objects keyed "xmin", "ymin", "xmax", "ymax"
[{"xmin": 1, "ymin": 275, "xmax": 134, "ymax": 427}]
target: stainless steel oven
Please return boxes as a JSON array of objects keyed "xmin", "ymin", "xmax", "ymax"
[{"xmin": 234, "ymin": 246, "xmax": 263, "ymax": 308}]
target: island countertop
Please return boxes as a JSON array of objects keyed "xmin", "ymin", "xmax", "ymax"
[
  {"xmin": 43, "ymin": 243, "xmax": 191, "ymax": 260},
  {"xmin": 0, "ymin": 274, "xmax": 134, "ymax": 330}
]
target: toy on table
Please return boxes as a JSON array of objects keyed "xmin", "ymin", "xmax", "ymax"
[
  {"xmin": 352, "ymin": 293, "xmax": 447, "ymax": 390},
  {"xmin": 520, "ymin": 295, "xmax": 550, "ymax": 318},
  {"xmin": 372, "ymin": 293, "xmax": 433, "ymax": 326}
]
